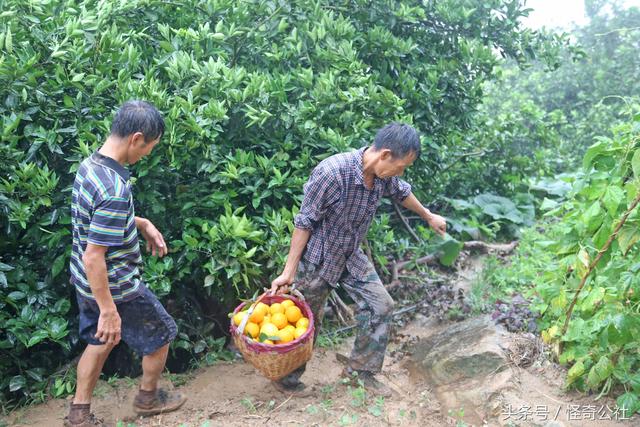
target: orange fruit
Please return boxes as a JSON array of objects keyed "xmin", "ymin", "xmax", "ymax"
[
  {"xmin": 269, "ymin": 302, "xmax": 285, "ymax": 315},
  {"xmin": 296, "ymin": 317, "xmax": 309, "ymax": 329},
  {"xmin": 294, "ymin": 326, "xmax": 307, "ymax": 339},
  {"xmin": 233, "ymin": 311, "xmax": 247, "ymax": 326},
  {"xmin": 263, "ymin": 339, "xmax": 274, "ymax": 345},
  {"xmin": 281, "ymin": 299, "xmax": 295, "ymax": 309},
  {"xmin": 249, "ymin": 309, "xmax": 264, "ymax": 324},
  {"xmin": 277, "ymin": 328, "xmax": 294, "ymax": 344},
  {"xmin": 255, "ymin": 302, "xmax": 270, "ymax": 316},
  {"xmin": 260, "ymin": 322, "xmax": 279, "ymax": 339},
  {"xmin": 285, "ymin": 306, "xmax": 302, "ymax": 324},
  {"xmin": 271, "ymin": 312, "xmax": 288, "ymax": 329},
  {"xmin": 245, "ymin": 322, "xmax": 260, "ymax": 339},
  {"xmin": 283, "ymin": 324, "xmax": 296, "ymax": 335}
]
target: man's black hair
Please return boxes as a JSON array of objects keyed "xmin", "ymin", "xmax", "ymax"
[
  {"xmin": 373, "ymin": 122, "xmax": 421, "ymax": 159},
  {"xmin": 110, "ymin": 100, "xmax": 165, "ymax": 143}
]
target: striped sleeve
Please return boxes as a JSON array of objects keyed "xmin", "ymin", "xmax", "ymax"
[{"xmin": 88, "ymin": 194, "xmax": 129, "ymax": 247}]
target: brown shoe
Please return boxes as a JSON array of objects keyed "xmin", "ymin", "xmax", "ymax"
[
  {"xmin": 133, "ymin": 388, "xmax": 187, "ymax": 416},
  {"xmin": 63, "ymin": 412, "xmax": 106, "ymax": 426}
]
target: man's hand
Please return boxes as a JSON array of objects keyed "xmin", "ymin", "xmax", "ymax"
[
  {"xmin": 137, "ymin": 218, "xmax": 168, "ymax": 257},
  {"xmin": 270, "ymin": 272, "xmax": 295, "ymax": 295},
  {"xmin": 95, "ymin": 309, "xmax": 122, "ymax": 346},
  {"xmin": 426, "ymin": 211, "xmax": 447, "ymax": 237}
]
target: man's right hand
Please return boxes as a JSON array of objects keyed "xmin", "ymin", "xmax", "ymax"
[
  {"xmin": 95, "ymin": 309, "xmax": 122, "ymax": 346},
  {"xmin": 270, "ymin": 272, "xmax": 295, "ymax": 295}
]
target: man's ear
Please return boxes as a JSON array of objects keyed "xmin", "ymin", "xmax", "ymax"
[
  {"xmin": 380, "ymin": 149, "xmax": 393, "ymax": 161},
  {"xmin": 129, "ymin": 132, "xmax": 145, "ymax": 146}
]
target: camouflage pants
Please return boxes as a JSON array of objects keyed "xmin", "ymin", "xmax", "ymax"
[{"xmin": 279, "ymin": 260, "xmax": 395, "ymax": 384}]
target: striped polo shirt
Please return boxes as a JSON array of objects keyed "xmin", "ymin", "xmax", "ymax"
[{"xmin": 70, "ymin": 151, "xmax": 143, "ymax": 302}]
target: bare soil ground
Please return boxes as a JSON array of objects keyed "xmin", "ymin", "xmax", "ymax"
[{"xmin": 6, "ymin": 256, "xmax": 637, "ymax": 427}]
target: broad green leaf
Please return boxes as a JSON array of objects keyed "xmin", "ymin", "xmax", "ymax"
[
  {"xmin": 437, "ymin": 237, "xmax": 463, "ymax": 267},
  {"xmin": 567, "ymin": 360, "xmax": 585, "ymax": 385},
  {"xmin": 617, "ymin": 224, "xmax": 640, "ymax": 254},
  {"xmin": 9, "ymin": 375, "xmax": 25, "ymax": 392},
  {"xmin": 602, "ymin": 186, "xmax": 624, "ymax": 216},
  {"xmin": 616, "ymin": 392, "xmax": 639, "ymax": 416},
  {"xmin": 632, "ymin": 149, "xmax": 640, "ymax": 180}
]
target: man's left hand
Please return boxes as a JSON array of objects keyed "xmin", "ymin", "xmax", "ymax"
[
  {"xmin": 426, "ymin": 212, "xmax": 447, "ymax": 237},
  {"xmin": 138, "ymin": 219, "xmax": 168, "ymax": 257}
]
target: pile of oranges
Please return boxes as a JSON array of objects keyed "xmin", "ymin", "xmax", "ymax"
[{"xmin": 232, "ymin": 299, "xmax": 310, "ymax": 345}]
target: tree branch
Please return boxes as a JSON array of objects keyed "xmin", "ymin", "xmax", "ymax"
[{"xmin": 393, "ymin": 201, "xmax": 420, "ymax": 242}]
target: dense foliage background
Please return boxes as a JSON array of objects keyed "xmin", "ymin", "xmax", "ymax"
[{"xmin": 1, "ymin": 0, "xmax": 638, "ymax": 416}]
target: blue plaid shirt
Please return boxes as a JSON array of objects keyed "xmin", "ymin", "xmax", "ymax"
[{"xmin": 294, "ymin": 147, "xmax": 412, "ymax": 284}]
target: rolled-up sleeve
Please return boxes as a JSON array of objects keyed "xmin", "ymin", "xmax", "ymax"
[
  {"xmin": 294, "ymin": 166, "xmax": 341, "ymax": 230},
  {"xmin": 384, "ymin": 177, "xmax": 412, "ymax": 202}
]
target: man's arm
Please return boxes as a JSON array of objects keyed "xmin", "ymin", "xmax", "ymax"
[
  {"xmin": 400, "ymin": 192, "xmax": 447, "ymax": 236},
  {"xmin": 270, "ymin": 228, "xmax": 311, "ymax": 294},
  {"xmin": 135, "ymin": 216, "xmax": 168, "ymax": 257},
  {"xmin": 83, "ymin": 243, "xmax": 121, "ymax": 346}
]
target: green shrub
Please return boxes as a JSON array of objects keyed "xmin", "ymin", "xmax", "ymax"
[{"xmin": 0, "ymin": 0, "xmax": 567, "ymax": 407}]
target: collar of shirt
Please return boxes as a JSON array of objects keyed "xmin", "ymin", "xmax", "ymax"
[
  {"xmin": 91, "ymin": 151, "xmax": 130, "ymax": 181},
  {"xmin": 353, "ymin": 146, "xmax": 384, "ymax": 191}
]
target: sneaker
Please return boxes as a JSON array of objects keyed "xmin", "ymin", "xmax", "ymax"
[
  {"xmin": 133, "ymin": 388, "xmax": 187, "ymax": 417},
  {"xmin": 63, "ymin": 413, "xmax": 106, "ymax": 427},
  {"xmin": 341, "ymin": 367, "xmax": 394, "ymax": 398}
]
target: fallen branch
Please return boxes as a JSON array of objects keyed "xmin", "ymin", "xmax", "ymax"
[
  {"xmin": 462, "ymin": 240, "xmax": 519, "ymax": 254},
  {"xmin": 328, "ymin": 290, "xmax": 353, "ymax": 325},
  {"xmin": 393, "ymin": 201, "xmax": 420, "ymax": 242},
  {"xmin": 562, "ymin": 190, "xmax": 640, "ymax": 335},
  {"xmin": 388, "ymin": 240, "xmax": 519, "ymax": 283},
  {"xmin": 327, "ymin": 303, "xmax": 420, "ymax": 335}
]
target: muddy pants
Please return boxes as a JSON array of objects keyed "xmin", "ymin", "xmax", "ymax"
[{"xmin": 279, "ymin": 260, "xmax": 395, "ymax": 384}]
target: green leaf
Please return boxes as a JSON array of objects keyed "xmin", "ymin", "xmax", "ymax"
[
  {"xmin": 617, "ymin": 224, "xmax": 640, "ymax": 254},
  {"xmin": 632, "ymin": 149, "xmax": 640, "ymax": 180},
  {"xmin": 27, "ymin": 330, "xmax": 49, "ymax": 347},
  {"xmin": 436, "ymin": 237, "xmax": 463, "ymax": 267},
  {"xmin": 567, "ymin": 360, "xmax": 585, "ymax": 385},
  {"xmin": 51, "ymin": 254, "xmax": 66, "ymax": 278},
  {"xmin": 602, "ymin": 186, "xmax": 624, "ymax": 216},
  {"xmin": 9, "ymin": 375, "xmax": 25, "ymax": 392},
  {"xmin": 586, "ymin": 356, "xmax": 613, "ymax": 390},
  {"xmin": 204, "ymin": 274, "xmax": 215, "ymax": 287},
  {"xmin": 616, "ymin": 392, "xmax": 639, "ymax": 415},
  {"xmin": 0, "ymin": 262, "xmax": 14, "ymax": 272}
]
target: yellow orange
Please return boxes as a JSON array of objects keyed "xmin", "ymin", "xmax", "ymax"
[
  {"xmin": 296, "ymin": 317, "xmax": 309, "ymax": 329},
  {"xmin": 249, "ymin": 309, "xmax": 264, "ymax": 324},
  {"xmin": 262, "ymin": 339, "xmax": 274, "ymax": 345},
  {"xmin": 260, "ymin": 322, "xmax": 279, "ymax": 339},
  {"xmin": 255, "ymin": 302, "xmax": 270, "ymax": 316},
  {"xmin": 233, "ymin": 311, "xmax": 247, "ymax": 326},
  {"xmin": 245, "ymin": 322, "xmax": 260, "ymax": 339},
  {"xmin": 281, "ymin": 299, "xmax": 295, "ymax": 309},
  {"xmin": 269, "ymin": 302, "xmax": 285, "ymax": 315},
  {"xmin": 294, "ymin": 326, "xmax": 307, "ymax": 339},
  {"xmin": 283, "ymin": 324, "xmax": 296, "ymax": 335},
  {"xmin": 271, "ymin": 312, "xmax": 288, "ymax": 329},
  {"xmin": 285, "ymin": 306, "xmax": 302, "ymax": 324},
  {"xmin": 277, "ymin": 328, "xmax": 294, "ymax": 344}
]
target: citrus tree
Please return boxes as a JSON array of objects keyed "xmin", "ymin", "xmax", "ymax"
[{"xmin": 0, "ymin": 0, "xmax": 569, "ymax": 406}]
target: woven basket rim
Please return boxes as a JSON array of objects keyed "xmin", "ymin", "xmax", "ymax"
[{"xmin": 229, "ymin": 294, "xmax": 315, "ymax": 353}]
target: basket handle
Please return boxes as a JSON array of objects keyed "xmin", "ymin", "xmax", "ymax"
[{"xmin": 237, "ymin": 291, "xmax": 268, "ymax": 336}]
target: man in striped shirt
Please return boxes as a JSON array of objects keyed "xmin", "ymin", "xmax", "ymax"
[
  {"xmin": 65, "ymin": 101, "xmax": 186, "ymax": 427},
  {"xmin": 271, "ymin": 123, "xmax": 446, "ymax": 397}
]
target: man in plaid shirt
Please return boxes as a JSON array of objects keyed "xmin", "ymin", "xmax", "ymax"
[{"xmin": 271, "ymin": 123, "xmax": 446, "ymax": 396}]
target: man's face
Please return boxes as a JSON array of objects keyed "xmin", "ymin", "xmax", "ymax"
[
  {"xmin": 375, "ymin": 150, "xmax": 417, "ymax": 178},
  {"xmin": 127, "ymin": 132, "xmax": 160, "ymax": 164}
]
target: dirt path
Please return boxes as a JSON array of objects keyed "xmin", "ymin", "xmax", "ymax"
[{"xmin": 6, "ymin": 256, "xmax": 638, "ymax": 426}]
